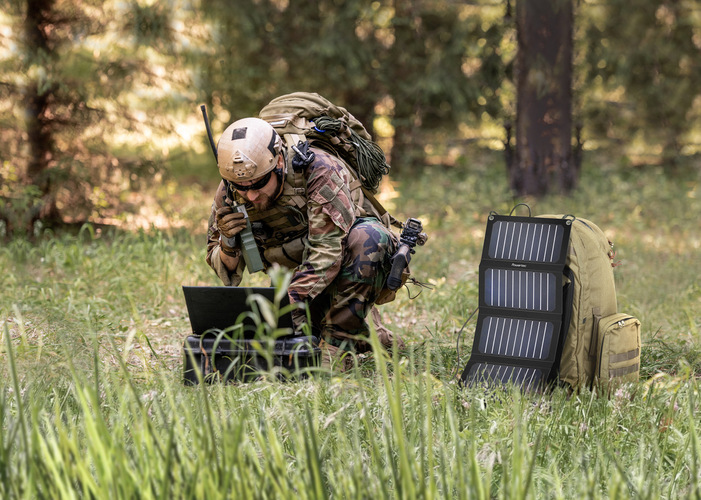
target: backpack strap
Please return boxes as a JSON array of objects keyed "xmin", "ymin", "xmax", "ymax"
[
  {"xmin": 281, "ymin": 133, "xmax": 307, "ymax": 205},
  {"xmin": 360, "ymin": 185, "xmax": 402, "ymax": 230}
]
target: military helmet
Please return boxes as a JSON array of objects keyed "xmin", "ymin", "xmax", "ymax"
[{"xmin": 217, "ymin": 117, "xmax": 282, "ymax": 182}]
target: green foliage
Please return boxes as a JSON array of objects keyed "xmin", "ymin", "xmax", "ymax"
[
  {"xmin": 3, "ymin": 0, "xmax": 701, "ymax": 229},
  {"xmin": 128, "ymin": 2, "xmax": 174, "ymax": 49},
  {"xmin": 199, "ymin": 0, "xmax": 385, "ymax": 122},
  {"xmin": 0, "ymin": 0, "xmax": 200, "ymax": 231},
  {"xmin": 578, "ymin": 0, "xmax": 701, "ymax": 162},
  {"xmin": 198, "ymin": 0, "xmax": 501, "ymax": 169}
]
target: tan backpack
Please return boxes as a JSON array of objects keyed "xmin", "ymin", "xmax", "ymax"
[
  {"xmin": 259, "ymin": 92, "xmax": 390, "ymax": 194},
  {"xmin": 544, "ymin": 215, "xmax": 642, "ymax": 390}
]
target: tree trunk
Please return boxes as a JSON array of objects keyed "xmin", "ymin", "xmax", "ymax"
[
  {"xmin": 387, "ymin": 0, "xmax": 425, "ymax": 171},
  {"xmin": 24, "ymin": 0, "xmax": 60, "ymax": 227},
  {"xmin": 507, "ymin": 0, "xmax": 579, "ymax": 196}
]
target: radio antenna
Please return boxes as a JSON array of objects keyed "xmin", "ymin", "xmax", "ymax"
[{"xmin": 200, "ymin": 104, "xmax": 218, "ymax": 162}]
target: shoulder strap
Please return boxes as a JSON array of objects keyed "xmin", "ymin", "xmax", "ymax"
[
  {"xmin": 361, "ymin": 185, "xmax": 402, "ymax": 230},
  {"xmin": 278, "ymin": 129, "xmax": 401, "ymax": 230},
  {"xmin": 281, "ymin": 133, "xmax": 307, "ymax": 205}
]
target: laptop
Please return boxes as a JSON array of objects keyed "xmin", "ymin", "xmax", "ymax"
[{"xmin": 182, "ymin": 286, "xmax": 295, "ymax": 338}]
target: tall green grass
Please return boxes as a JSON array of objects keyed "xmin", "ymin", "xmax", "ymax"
[
  {"xmin": 2, "ymin": 326, "xmax": 700, "ymax": 498},
  {"xmin": 1, "ymin": 152, "xmax": 700, "ymax": 498}
]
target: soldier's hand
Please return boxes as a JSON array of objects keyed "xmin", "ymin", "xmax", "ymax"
[{"xmin": 216, "ymin": 207, "xmax": 247, "ymax": 239}]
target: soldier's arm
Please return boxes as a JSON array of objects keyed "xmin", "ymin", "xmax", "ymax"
[
  {"xmin": 206, "ymin": 181, "xmax": 246, "ymax": 286},
  {"xmin": 288, "ymin": 151, "xmax": 356, "ymax": 304}
]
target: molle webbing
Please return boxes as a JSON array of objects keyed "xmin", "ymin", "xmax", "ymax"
[
  {"xmin": 280, "ymin": 132, "xmax": 391, "ymax": 228},
  {"xmin": 231, "ymin": 163, "xmax": 308, "ymax": 249},
  {"xmin": 247, "ymin": 202, "xmax": 307, "ymax": 248},
  {"xmin": 609, "ymin": 363, "xmax": 639, "ymax": 378},
  {"xmin": 282, "ymin": 132, "xmax": 307, "ymax": 206},
  {"xmin": 608, "ymin": 347, "xmax": 639, "ymax": 364}
]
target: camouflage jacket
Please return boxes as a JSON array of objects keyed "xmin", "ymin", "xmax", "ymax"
[{"xmin": 206, "ymin": 148, "xmax": 389, "ymax": 305}]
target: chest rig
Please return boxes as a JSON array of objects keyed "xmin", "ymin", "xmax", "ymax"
[{"xmin": 228, "ymin": 133, "xmax": 388, "ymax": 269}]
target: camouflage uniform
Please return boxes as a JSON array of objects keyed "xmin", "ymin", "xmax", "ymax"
[{"xmin": 206, "ymin": 147, "xmax": 399, "ymax": 354}]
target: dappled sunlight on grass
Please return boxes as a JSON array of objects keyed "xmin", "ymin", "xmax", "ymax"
[
  {"xmin": 2, "ymin": 151, "xmax": 700, "ymax": 385},
  {"xmin": 85, "ymin": 180, "xmax": 213, "ymax": 234}
]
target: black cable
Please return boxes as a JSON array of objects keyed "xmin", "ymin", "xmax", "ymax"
[
  {"xmin": 508, "ymin": 203, "xmax": 531, "ymax": 217},
  {"xmin": 451, "ymin": 307, "xmax": 478, "ymax": 381}
]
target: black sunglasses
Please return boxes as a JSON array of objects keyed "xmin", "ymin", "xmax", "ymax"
[{"xmin": 230, "ymin": 170, "xmax": 273, "ymax": 192}]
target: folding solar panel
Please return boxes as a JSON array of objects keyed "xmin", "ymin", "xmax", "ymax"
[{"xmin": 461, "ymin": 214, "xmax": 573, "ymax": 391}]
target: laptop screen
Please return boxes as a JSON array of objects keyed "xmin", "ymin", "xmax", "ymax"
[{"xmin": 182, "ymin": 286, "xmax": 295, "ymax": 337}]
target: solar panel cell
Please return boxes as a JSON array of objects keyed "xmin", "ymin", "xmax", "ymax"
[
  {"xmin": 467, "ymin": 362, "xmax": 544, "ymax": 391},
  {"xmin": 477, "ymin": 317, "xmax": 554, "ymax": 359},
  {"xmin": 488, "ymin": 221, "xmax": 566, "ymax": 263},
  {"xmin": 484, "ymin": 269, "xmax": 558, "ymax": 312}
]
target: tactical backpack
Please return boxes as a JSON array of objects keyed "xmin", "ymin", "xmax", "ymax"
[
  {"xmin": 258, "ymin": 92, "xmax": 401, "ymax": 231},
  {"xmin": 553, "ymin": 215, "xmax": 642, "ymax": 390},
  {"xmin": 461, "ymin": 211, "xmax": 641, "ymax": 392}
]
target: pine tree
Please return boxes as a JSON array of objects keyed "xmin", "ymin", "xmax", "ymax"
[
  {"xmin": 0, "ymin": 0, "xmax": 196, "ymax": 233},
  {"xmin": 506, "ymin": 0, "xmax": 579, "ymax": 196}
]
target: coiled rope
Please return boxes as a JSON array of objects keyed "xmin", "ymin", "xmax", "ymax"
[{"xmin": 313, "ymin": 116, "xmax": 390, "ymax": 193}]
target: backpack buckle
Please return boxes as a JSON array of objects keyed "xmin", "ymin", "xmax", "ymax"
[{"xmin": 291, "ymin": 140, "xmax": 315, "ymax": 172}]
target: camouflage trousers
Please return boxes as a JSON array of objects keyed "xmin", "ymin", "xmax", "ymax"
[{"xmin": 307, "ymin": 217, "xmax": 403, "ymax": 357}]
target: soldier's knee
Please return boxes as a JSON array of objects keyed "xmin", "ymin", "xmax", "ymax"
[
  {"xmin": 346, "ymin": 219, "xmax": 393, "ymax": 263},
  {"xmin": 342, "ymin": 222, "xmax": 393, "ymax": 282}
]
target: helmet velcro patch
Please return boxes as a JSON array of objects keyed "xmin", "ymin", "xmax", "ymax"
[{"xmin": 232, "ymin": 127, "xmax": 247, "ymax": 140}]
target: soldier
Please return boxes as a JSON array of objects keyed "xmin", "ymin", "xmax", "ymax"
[{"xmin": 206, "ymin": 117, "xmax": 404, "ymax": 370}]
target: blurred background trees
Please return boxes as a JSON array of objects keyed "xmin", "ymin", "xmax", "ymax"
[
  {"xmin": 1, "ymin": 0, "xmax": 699, "ymax": 234},
  {"xmin": 579, "ymin": 0, "xmax": 701, "ymax": 167},
  {"xmin": 0, "ymin": 0, "xmax": 197, "ymax": 232}
]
